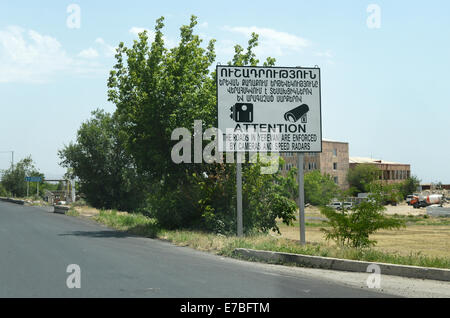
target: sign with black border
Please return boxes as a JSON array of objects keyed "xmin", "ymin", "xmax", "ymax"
[{"xmin": 217, "ymin": 65, "xmax": 322, "ymax": 153}]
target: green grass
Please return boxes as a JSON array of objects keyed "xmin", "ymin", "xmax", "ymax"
[
  {"xmin": 93, "ymin": 210, "xmax": 159, "ymax": 238},
  {"xmin": 72, "ymin": 209, "xmax": 450, "ymax": 269},
  {"xmin": 66, "ymin": 209, "xmax": 80, "ymax": 217}
]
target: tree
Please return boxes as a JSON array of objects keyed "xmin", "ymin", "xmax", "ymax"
[
  {"xmin": 105, "ymin": 15, "xmax": 296, "ymax": 234},
  {"xmin": 398, "ymin": 175, "xmax": 420, "ymax": 198},
  {"xmin": 58, "ymin": 110, "xmax": 146, "ymax": 212},
  {"xmin": 347, "ymin": 163, "xmax": 381, "ymax": 195},
  {"xmin": 320, "ymin": 185, "xmax": 405, "ymax": 248},
  {"xmin": 304, "ymin": 170, "xmax": 339, "ymax": 206},
  {"xmin": 1, "ymin": 156, "xmax": 43, "ymax": 197},
  {"xmin": 0, "ymin": 183, "xmax": 9, "ymax": 197},
  {"xmin": 108, "ymin": 16, "xmax": 217, "ymax": 184}
]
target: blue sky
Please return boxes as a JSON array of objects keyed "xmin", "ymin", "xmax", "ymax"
[{"xmin": 0, "ymin": 0, "xmax": 449, "ymax": 183}]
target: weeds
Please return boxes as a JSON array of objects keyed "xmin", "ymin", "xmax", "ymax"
[{"xmin": 70, "ymin": 208, "xmax": 450, "ymax": 269}]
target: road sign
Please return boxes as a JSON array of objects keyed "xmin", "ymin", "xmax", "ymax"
[
  {"xmin": 217, "ymin": 65, "xmax": 322, "ymax": 153},
  {"xmin": 25, "ymin": 176, "xmax": 42, "ymax": 182}
]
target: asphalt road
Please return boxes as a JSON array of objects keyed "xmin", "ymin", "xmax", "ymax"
[{"xmin": 0, "ymin": 201, "xmax": 394, "ymax": 298}]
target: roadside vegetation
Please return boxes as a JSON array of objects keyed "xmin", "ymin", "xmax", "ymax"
[
  {"xmin": 67, "ymin": 206, "xmax": 450, "ymax": 269},
  {"xmin": 0, "ymin": 156, "xmax": 60, "ymax": 200},
  {"xmin": 347, "ymin": 163, "xmax": 421, "ymax": 202},
  {"xmin": 2, "ymin": 15, "xmax": 447, "ymax": 271},
  {"xmin": 58, "ymin": 15, "xmax": 298, "ymax": 235}
]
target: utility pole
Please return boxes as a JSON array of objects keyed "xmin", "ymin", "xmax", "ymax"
[{"xmin": 0, "ymin": 151, "xmax": 14, "ymax": 172}]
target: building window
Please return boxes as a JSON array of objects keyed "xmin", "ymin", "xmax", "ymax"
[
  {"xmin": 333, "ymin": 162, "xmax": 337, "ymax": 170},
  {"xmin": 333, "ymin": 148, "xmax": 337, "ymax": 156},
  {"xmin": 334, "ymin": 176, "xmax": 339, "ymax": 184}
]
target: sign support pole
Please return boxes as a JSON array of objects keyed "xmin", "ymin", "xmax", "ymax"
[
  {"xmin": 236, "ymin": 152, "xmax": 243, "ymax": 237},
  {"xmin": 27, "ymin": 181, "xmax": 29, "ymax": 198},
  {"xmin": 298, "ymin": 154, "xmax": 306, "ymax": 245}
]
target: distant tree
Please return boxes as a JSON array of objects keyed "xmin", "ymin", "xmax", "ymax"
[
  {"xmin": 380, "ymin": 183, "xmax": 404, "ymax": 205},
  {"xmin": 58, "ymin": 110, "xmax": 146, "ymax": 212},
  {"xmin": 0, "ymin": 156, "xmax": 43, "ymax": 197},
  {"xmin": 347, "ymin": 163, "xmax": 381, "ymax": 195},
  {"xmin": 304, "ymin": 170, "xmax": 339, "ymax": 206},
  {"xmin": 398, "ymin": 175, "xmax": 421, "ymax": 198}
]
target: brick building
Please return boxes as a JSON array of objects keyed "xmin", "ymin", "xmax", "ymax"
[
  {"xmin": 349, "ymin": 157, "xmax": 411, "ymax": 184},
  {"xmin": 280, "ymin": 139, "xmax": 350, "ymax": 190}
]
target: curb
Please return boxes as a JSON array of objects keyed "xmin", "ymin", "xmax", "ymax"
[
  {"xmin": 233, "ymin": 248, "xmax": 450, "ymax": 282},
  {"xmin": 54, "ymin": 206, "xmax": 70, "ymax": 214},
  {"xmin": 0, "ymin": 197, "xmax": 25, "ymax": 205}
]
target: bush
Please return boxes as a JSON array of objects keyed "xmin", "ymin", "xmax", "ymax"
[
  {"xmin": 147, "ymin": 159, "xmax": 297, "ymax": 235},
  {"xmin": 0, "ymin": 183, "xmax": 9, "ymax": 197},
  {"xmin": 320, "ymin": 191, "xmax": 405, "ymax": 248}
]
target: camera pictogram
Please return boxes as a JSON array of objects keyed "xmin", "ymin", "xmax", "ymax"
[
  {"xmin": 230, "ymin": 103, "xmax": 254, "ymax": 123},
  {"xmin": 284, "ymin": 104, "xmax": 309, "ymax": 123}
]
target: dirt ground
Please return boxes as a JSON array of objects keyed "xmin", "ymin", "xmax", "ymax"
[
  {"xmin": 382, "ymin": 203, "xmax": 427, "ymax": 216},
  {"xmin": 304, "ymin": 202, "xmax": 427, "ymax": 216},
  {"xmin": 73, "ymin": 202, "xmax": 428, "ymax": 219}
]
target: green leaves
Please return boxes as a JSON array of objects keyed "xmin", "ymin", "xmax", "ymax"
[
  {"xmin": 304, "ymin": 170, "xmax": 339, "ymax": 206},
  {"xmin": 1, "ymin": 156, "xmax": 42, "ymax": 197},
  {"xmin": 58, "ymin": 110, "xmax": 146, "ymax": 211},
  {"xmin": 108, "ymin": 15, "xmax": 218, "ymax": 181},
  {"xmin": 347, "ymin": 163, "xmax": 382, "ymax": 194},
  {"xmin": 320, "ymin": 191, "xmax": 405, "ymax": 248},
  {"xmin": 229, "ymin": 32, "xmax": 260, "ymax": 67},
  {"xmin": 69, "ymin": 15, "xmax": 294, "ymax": 235}
]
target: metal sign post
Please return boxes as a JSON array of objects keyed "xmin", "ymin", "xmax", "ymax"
[
  {"xmin": 217, "ymin": 65, "xmax": 322, "ymax": 242},
  {"xmin": 298, "ymin": 154, "xmax": 306, "ymax": 245},
  {"xmin": 236, "ymin": 153, "xmax": 243, "ymax": 237},
  {"xmin": 25, "ymin": 176, "xmax": 42, "ymax": 198}
]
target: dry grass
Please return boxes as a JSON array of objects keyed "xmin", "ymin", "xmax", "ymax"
[
  {"xmin": 66, "ymin": 203, "xmax": 450, "ymax": 268},
  {"xmin": 73, "ymin": 205, "xmax": 129, "ymax": 218},
  {"xmin": 277, "ymin": 210, "xmax": 450, "ymax": 258}
]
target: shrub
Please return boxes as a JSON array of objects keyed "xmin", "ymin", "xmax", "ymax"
[{"xmin": 320, "ymin": 191, "xmax": 405, "ymax": 248}]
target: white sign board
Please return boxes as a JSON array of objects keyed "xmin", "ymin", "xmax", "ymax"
[{"xmin": 217, "ymin": 66, "xmax": 322, "ymax": 153}]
